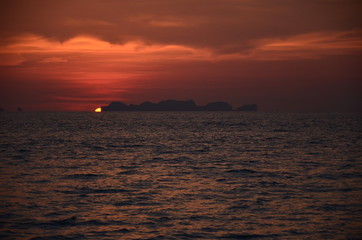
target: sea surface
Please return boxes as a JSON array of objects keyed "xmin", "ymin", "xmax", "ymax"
[{"xmin": 0, "ymin": 112, "xmax": 361, "ymax": 240}]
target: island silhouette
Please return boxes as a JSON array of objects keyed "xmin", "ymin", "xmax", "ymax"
[{"xmin": 99, "ymin": 100, "xmax": 257, "ymax": 111}]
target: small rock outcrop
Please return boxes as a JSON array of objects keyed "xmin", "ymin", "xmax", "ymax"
[{"xmin": 237, "ymin": 104, "xmax": 257, "ymax": 111}]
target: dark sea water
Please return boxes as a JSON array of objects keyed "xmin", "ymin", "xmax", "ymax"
[{"xmin": 0, "ymin": 112, "xmax": 361, "ymax": 240}]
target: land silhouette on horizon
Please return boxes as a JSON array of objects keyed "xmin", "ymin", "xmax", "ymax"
[{"xmin": 99, "ymin": 100, "xmax": 257, "ymax": 112}]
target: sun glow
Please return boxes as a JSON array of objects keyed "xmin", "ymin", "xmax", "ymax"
[{"xmin": 94, "ymin": 107, "xmax": 102, "ymax": 112}]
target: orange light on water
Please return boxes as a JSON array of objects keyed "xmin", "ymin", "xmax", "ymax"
[{"xmin": 94, "ymin": 107, "xmax": 102, "ymax": 112}]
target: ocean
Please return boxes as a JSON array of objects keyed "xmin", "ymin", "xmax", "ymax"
[{"xmin": 0, "ymin": 112, "xmax": 361, "ymax": 240}]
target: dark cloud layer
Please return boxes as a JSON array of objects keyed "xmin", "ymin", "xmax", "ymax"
[{"xmin": 1, "ymin": 0, "xmax": 361, "ymax": 49}]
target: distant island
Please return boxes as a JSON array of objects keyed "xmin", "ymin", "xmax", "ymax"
[{"xmin": 97, "ymin": 100, "xmax": 257, "ymax": 112}]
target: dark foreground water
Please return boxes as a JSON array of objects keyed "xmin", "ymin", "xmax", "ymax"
[{"xmin": 0, "ymin": 112, "xmax": 361, "ymax": 240}]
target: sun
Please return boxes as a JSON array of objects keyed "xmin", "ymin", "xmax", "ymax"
[{"xmin": 94, "ymin": 107, "xmax": 102, "ymax": 112}]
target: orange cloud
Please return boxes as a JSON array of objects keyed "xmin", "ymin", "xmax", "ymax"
[
  {"xmin": 0, "ymin": 34, "xmax": 215, "ymax": 66},
  {"xmin": 2, "ymin": 30, "xmax": 361, "ymax": 67},
  {"xmin": 252, "ymin": 30, "xmax": 362, "ymax": 60},
  {"xmin": 40, "ymin": 57, "xmax": 68, "ymax": 63}
]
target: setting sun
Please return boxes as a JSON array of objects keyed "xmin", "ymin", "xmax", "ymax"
[{"xmin": 94, "ymin": 107, "xmax": 102, "ymax": 112}]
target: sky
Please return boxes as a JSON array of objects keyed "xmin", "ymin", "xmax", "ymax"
[{"xmin": 0, "ymin": 0, "xmax": 361, "ymax": 112}]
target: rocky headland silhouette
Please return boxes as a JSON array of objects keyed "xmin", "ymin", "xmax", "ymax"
[{"xmin": 100, "ymin": 100, "xmax": 257, "ymax": 111}]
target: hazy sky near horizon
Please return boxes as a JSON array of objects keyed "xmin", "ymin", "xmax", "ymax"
[{"xmin": 0, "ymin": 0, "xmax": 361, "ymax": 111}]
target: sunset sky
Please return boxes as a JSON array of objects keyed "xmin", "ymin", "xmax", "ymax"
[{"xmin": 0, "ymin": 0, "xmax": 361, "ymax": 111}]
